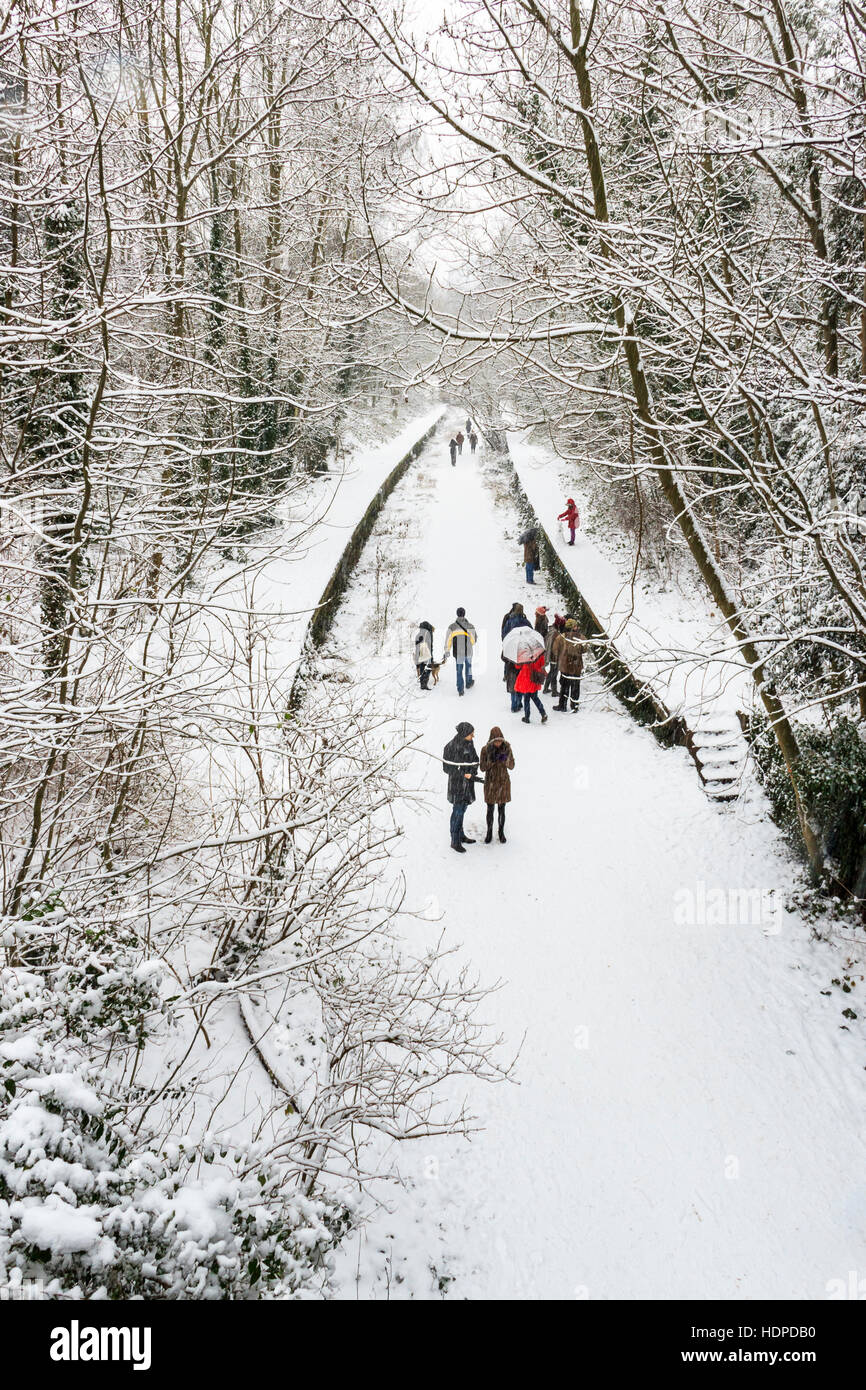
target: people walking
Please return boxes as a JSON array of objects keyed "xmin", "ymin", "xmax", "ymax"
[
  {"xmin": 442, "ymin": 721, "xmax": 480, "ymax": 852},
  {"xmin": 413, "ymin": 620, "xmax": 435, "ymax": 690},
  {"xmin": 552, "ymin": 618, "xmax": 584, "ymax": 711},
  {"xmin": 469, "ymin": 430, "xmax": 478, "ymax": 455},
  {"xmin": 444, "ymin": 607, "xmax": 477, "ymax": 695},
  {"xmin": 520, "ymin": 528, "xmax": 540, "ymax": 584},
  {"xmin": 543, "ymin": 613, "xmax": 566, "ymax": 693},
  {"xmin": 501, "ymin": 602, "xmax": 531, "ymax": 712},
  {"xmin": 448, "ymin": 437, "xmax": 457, "ymax": 466},
  {"xmin": 455, "ymin": 430, "xmax": 465, "ymax": 456},
  {"xmin": 479, "ymin": 727, "xmax": 514, "ymax": 844},
  {"xmin": 558, "ymin": 498, "xmax": 580, "ymax": 545},
  {"xmin": 515, "ymin": 649, "xmax": 548, "ymax": 722}
]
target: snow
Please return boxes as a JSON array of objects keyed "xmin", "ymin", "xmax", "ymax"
[
  {"xmin": 317, "ymin": 422, "xmax": 866, "ymax": 1299},
  {"xmin": 16, "ymin": 1197, "xmax": 103, "ymax": 1255},
  {"xmin": 21, "ymin": 1073, "xmax": 102, "ymax": 1115}
]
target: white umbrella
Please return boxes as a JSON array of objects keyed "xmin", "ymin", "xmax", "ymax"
[{"xmin": 502, "ymin": 627, "xmax": 545, "ymax": 664}]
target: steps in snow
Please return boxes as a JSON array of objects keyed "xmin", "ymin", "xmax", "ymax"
[{"xmin": 690, "ymin": 717, "xmax": 750, "ymax": 802}]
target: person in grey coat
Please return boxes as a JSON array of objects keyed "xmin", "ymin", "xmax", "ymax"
[{"xmin": 444, "ymin": 607, "xmax": 477, "ymax": 695}]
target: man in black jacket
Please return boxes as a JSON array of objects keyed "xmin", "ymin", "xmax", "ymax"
[{"xmin": 442, "ymin": 721, "xmax": 479, "ymax": 853}]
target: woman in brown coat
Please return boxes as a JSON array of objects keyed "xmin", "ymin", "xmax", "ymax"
[{"xmin": 479, "ymin": 726, "xmax": 515, "ymax": 843}]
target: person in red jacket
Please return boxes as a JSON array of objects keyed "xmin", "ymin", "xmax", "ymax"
[
  {"xmin": 558, "ymin": 498, "xmax": 580, "ymax": 544},
  {"xmin": 515, "ymin": 651, "xmax": 548, "ymax": 723}
]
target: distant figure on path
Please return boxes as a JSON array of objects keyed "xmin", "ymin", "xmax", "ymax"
[
  {"xmin": 414, "ymin": 620, "xmax": 435, "ymax": 690},
  {"xmin": 552, "ymin": 618, "xmax": 584, "ymax": 711},
  {"xmin": 456, "ymin": 429, "xmax": 465, "ymax": 456},
  {"xmin": 469, "ymin": 430, "xmax": 478, "ymax": 455},
  {"xmin": 465, "ymin": 417, "xmax": 472, "ymax": 435},
  {"xmin": 443, "ymin": 721, "xmax": 480, "ymax": 853},
  {"xmin": 444, "ymin": 607, "xmax": 477, "ymax": 695},
  {"xmin": 558, "ymin": 498, "xmax": 580, "ymax": 545},
  {"xmin": 449, "ymin": 437, "xmax": 457, "ymax": 466},
  {"xmin": 515, "ymin": 650, "xmax": 548, "ymax": 723},
  {"xmin": 480, "ymin": 727, "xmax": 514, "ymax": 844}
]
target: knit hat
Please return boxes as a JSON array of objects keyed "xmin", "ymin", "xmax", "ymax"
[
  {"xmin": 456, "ymin": 721, "xmax": 474, "ymax": 737},
  {"xmin": 456, "ymin": 607, "xmax": 466, "ymax": 618},
  {"xmin": 513, "ymin": 603, "xmax": 524, "ymax": 615},
  {"xmin": 535, "ymin": 605, "xmax": 547, "ymax": 615},
  {"xmin": 565, "ymin": 618, "xmax": 577, "ymax": 631},
  {"xmin": 567, "ymin": 497, "xmax": 574, "ymax": 505},
  {"xmin": 489, "ymin": 726, "xmax": 504, "ymax": 741},
  {"xmin": 553, "ymin": 613, "xmax": 565, "ymax": 627}
]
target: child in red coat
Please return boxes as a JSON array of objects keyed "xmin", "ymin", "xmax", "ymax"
[
  {"xmin": 515, "ymin": 651, "xmax": 548, "ymax": 723},
  {"xmin": 558, "ymin": 498, "xmax": 580, "ymax": 544}
]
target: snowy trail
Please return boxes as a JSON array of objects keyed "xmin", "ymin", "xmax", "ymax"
[{"xmin": 329, "ymin": 433, "xmax": 866, "ymax": 1300}]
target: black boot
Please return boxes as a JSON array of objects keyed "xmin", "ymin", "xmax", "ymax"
[
  {"xmin": 485, "ymin": 807, "xmax": 494, "ymax": 843},
  {"xmin": 451, "ymin": 842, "xmax": 466, "ymax": 853},
  {"xmin": 498, "ymin": 808, "xmax": 506, "ymax": 844}
]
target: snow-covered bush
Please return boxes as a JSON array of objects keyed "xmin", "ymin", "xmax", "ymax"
[
  {"xmin": 751, "ymin": 716, "xmax": 866, "ymax": 897},
  {"xmin": 0, "ymin": 958, "xmax": 351, "ymax": 1299}
]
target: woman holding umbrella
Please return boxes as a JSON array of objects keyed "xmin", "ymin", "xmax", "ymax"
[{"xmin": 501, "ymin": 626, "xmax": 547, "ymax": 722}]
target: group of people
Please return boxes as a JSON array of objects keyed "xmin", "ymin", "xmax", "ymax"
[
  {"xmin": 414, "ymin": 608, "xmax": 477, "ymax": 693},
  {"xmin": 442, "ymin": 722, "xmax": 514, "ymax": 852},
  {"xmin": 501, "ymin": 602, "xmax": 584, "ymax": 723},
  {"xmin": 449, "ymin": 417, "xmax": 479, "ymax": 464},
  {"xmin": 421, "ymin": 603, "xmax": 585, "ymax": 852}
]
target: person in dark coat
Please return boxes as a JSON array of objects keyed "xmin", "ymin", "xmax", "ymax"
[
  {"xmin": 413, "ymin": 620, "xmax": 434, "ymax": 690},
  {"xmin": 469, "ymin": 430, "xmax": 478, "ymax": 454},
  {"xmin": 515, "ymin": 651, "xmax": 548, "ymax": 722},
  {"xmin": 448, "ymin": 438, "xmax": 457, "ymax": 466},
  {"xmin": 520, "ymin": 528, "xmax": 540, "ymax": 584},
  {"xmin": 442, "ymin": 721, "xmax": 480, "ymax": 852},
  {"xmin": 552, "ymin": 618, "xmax": 584, "ymax": 711},
  {"xmin": 543, "ymin": 613, "xmax": 566, "ymax": 693},
  {"xmin": 534, "ymin": 606, "xmax": 549, "ymax": 640},
  {"xmin": 479, "ymin": 727, "xmax": 514, "ymax": 843},
  {"xmin": 501, "ymin": 602, "xmax": 532, "ymax": 712},
  {"xmin": 465, "ymin": 417, "xmax": 472, "ymax": 435}
]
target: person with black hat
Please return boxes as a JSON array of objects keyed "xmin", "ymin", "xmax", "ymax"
[{"xmin": 442, "ymin": 722, "xmax": 480, "ymax": 852}]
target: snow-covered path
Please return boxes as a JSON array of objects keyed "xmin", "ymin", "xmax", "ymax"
[{"xmin": 329, "ymin": 432, "xmax": 866, "ymax": 1300}]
